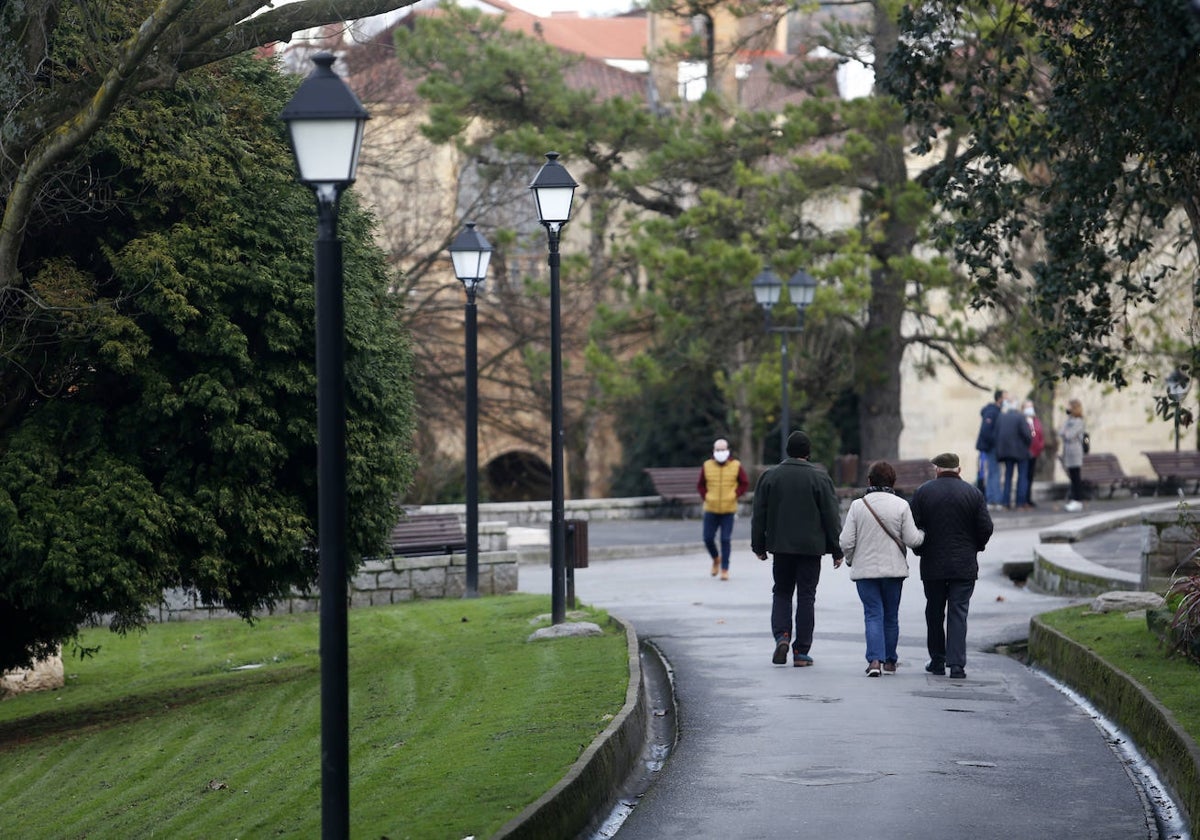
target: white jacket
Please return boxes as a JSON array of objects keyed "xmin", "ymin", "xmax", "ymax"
[{"xmin": 839, "ymin": 490, "xmax": 925, "ymax": 580}]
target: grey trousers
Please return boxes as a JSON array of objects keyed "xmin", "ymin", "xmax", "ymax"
[{"xmin": 922, "ymin": 578, "xmax": 975, "ymax": 668}]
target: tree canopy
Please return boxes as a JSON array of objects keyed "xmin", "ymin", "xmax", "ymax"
[
  {"xmin": 388, "ymin": 1, "xmax": 988, "ymax": 478},
  {"xmin": 889, "ymin": 0, "xmax": 1200, "ymax": 388},
  {"xmin": 0, "ymin": 54, "xmax": 415, "ymax": 672},
  {"xmin": 1, "ymin": 1, "xmax": 417, "ymax": 294}
]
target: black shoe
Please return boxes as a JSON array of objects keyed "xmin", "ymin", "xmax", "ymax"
[
  {"xmin": 925, "ymin": 660, "xmax": 945, "ymax": 675},
  {"xmin": 949, "ymin": 666, "xmax": 967, "ymax": 679},
  {"xmin": 772, "ymin": 639, "xmax": 789, "ymax": 665}
]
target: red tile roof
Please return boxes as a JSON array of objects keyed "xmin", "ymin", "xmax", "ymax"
[{"xmin": 481, "ymin": 0, "xmax": 648, "ymax": 62}]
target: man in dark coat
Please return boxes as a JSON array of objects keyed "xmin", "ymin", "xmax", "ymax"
[
  {"xmin": 994, "ymin": 400, "xmax": 1033, "ymax": 509},
  {"xmin": 909, "ymin": 452, "xmax": 994, "ymax": 679},
  {"xmin": 752, "ymin": 431, "xmax": 844, "ymax": 667}
]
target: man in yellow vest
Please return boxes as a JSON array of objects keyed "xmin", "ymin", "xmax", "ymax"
[{"xmin": 698, "ymin": 438, "xmax": 750, "ymax": 580}]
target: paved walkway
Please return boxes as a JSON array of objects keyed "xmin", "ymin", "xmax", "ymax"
[{"xmin": 518, "ymin": 497, "xmax": 1176, "ymax": 839}]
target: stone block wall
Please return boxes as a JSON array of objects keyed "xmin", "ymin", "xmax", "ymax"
[
  {"xmin": 1142, "ymin": 509, "xmax": 1200, "ymax": 590},
  {"xmin": 151, "ymin": 521, "xmax": 517, "ymax": 622}
]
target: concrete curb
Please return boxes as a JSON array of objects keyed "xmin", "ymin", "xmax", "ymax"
[
  {"xmin": 1028, "ymin": 615, "xmax": 1200, "ymax": 830},
  {"xmin": 514, "ymin": 539, "xmax": 751, "ymax": 565},
  {"xmin": 491, "ymin": 615, "xmax": 648, "ymax": 840},
  {"xmin": 1032, "ymin": 542, "xmax": 1141, "ymax": 596},
  {"xmin": 1038, "ymin": 500, "xmax": 1179, "ymax": 543}
]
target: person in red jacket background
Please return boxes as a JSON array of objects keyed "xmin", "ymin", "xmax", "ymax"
[
  {"xmin": 1021, "ymin": 399, "xmax": 1046, "ymax": 509},
  {"xmin": 698, "ymin": 437, "xmax": 749, "ymax": 580}
]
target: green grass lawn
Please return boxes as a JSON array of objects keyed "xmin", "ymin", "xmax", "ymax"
[
  {"xmin": 1037, "ymin": 604, "xmax": 1200, "ymax": 741},
  {"xmin": 0, "ymin": 594, "xmax": 629, "ymax": 839}
]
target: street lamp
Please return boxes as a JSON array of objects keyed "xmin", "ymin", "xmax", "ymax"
[
  {"xmin": 529, "ymin": 152, "xmax": 578, "ymax": 626},
  {"xmin": 1167, "ymin": 369, "xmax": 1191, "ymax": 452},
  {"xmin": 753, "ymin": 266, "xmax": 817, "ymax": 459},
  {"xmin": 280, "ymin": 52, "xmax": 368, "ymax": 840},
  {"xmin": 449, "ymin": 222, "xmax": 493, "ymax": 598}
]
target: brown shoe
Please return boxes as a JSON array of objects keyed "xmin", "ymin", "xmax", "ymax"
[
  {"xmin": 883, "ymin": 661, "xmax": 897, "ymax": 674},
  {"xmin": 720, "ymin": 569, "xmax": 729, "ymax": 580},
  {"xmin": 866, "ymin": 660, "xmax": 882, "ymax": 677},
  {"xmin": 711, "ymin": 558, "xmax": 720, "ymax": 576}
]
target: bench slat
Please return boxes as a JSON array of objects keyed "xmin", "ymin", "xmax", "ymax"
[
  {"xmin": 390, "ymin": 513, "xmax": 467, "ymax": 556},
  {"xmin": 1080, "ymin": 453, "xmax": 1144, "ymax": 498},
  {"xmin": 643, "ymin": 467, "xmax": 701, "ymax": 503},
  {"xmin": 1143, "ymin": 450, "xmax": 1200, "ymax": 495}
]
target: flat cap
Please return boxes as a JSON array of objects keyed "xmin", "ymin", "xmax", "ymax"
[{"xmin": 931, "ymin": 452, "xmax": 960, "ymax": 470}]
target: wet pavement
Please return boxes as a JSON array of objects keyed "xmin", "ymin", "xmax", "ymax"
[{"xmin": 518, "ymin": 496, "xmax": 1180, "ymax": 839}]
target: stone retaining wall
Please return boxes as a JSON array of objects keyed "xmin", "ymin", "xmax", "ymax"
[
  {"xmin": 1143, "ymin": 509, "xmax": 1200, "ymax": 590},
  {"xmin": 152, "ymin": 522, "xmax": 517, "ymax": 622}
]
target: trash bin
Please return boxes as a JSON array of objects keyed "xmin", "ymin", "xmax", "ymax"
[
  {"xmin": 565, "ymin": 519, "xmax": 588, "ymax": 609},
  {"xmin": 565, "ymin": 519, "xmax": 588, "ymax": 569}
]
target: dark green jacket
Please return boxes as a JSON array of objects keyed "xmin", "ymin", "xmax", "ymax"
[{"xmin": 751, "ymin": 459, "xmax": 844, "ymax": 558}]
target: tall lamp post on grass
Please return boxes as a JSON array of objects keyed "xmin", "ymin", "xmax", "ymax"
[
  {"xmin": 752, "ymin": 266, "xmax": 817, "ymax": 458},
  {"xmin": 280, "ymin": 52, "xmax": 368, "ymax": 840},
  {"xmin": 529, "ymin": 152, "xmax": 577, "ymax": 625},
  {"xmin": 449, "ymin": 222, "xmax": 493, "ymax": 598}
]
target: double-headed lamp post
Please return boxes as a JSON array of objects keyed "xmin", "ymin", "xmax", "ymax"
[
  {"xmin": 752, "ymin": 266, "xmax": 817, "ymax": 458},
  {"xmin": 280, "ymin": 52, "xmax": 368, "ymax": 840},
  {"xmin": 529, "ymin": 152, "xmax": 578, "ymax": 626},
  {"xmin": 449, "ymin": 222, "xmax": 493, "ymax": 598},
  {"xmin": 1167, "ymin": 369, "xmax": 1191, "ymax": 452}
]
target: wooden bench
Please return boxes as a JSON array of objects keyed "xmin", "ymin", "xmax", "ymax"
[
  {"xmin": 1080, "ymin": 453, "xmax": 1145, "ymax": 498},
  {"xmin": 1143, "ymin": 450, "xmax": 1200, "ymax": 495},
  {"xmin": 892, "ymin": 459, "xmax": 936, "ymax": 494},
  {"xmin": 389, "ymin": 513, "xmax": 468, "ymax": 557},
  {"xmin": 643, "ymin": 467, "xmax": 701, "ymax": 504},
  {"xmin": 804, "ymin": 458, "xmax": 934, "ymax": 499}
]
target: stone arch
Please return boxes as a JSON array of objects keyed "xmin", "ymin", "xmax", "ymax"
[{"xmin": 485, "ymin": 450, "xmax": 550, "ymax": 502}]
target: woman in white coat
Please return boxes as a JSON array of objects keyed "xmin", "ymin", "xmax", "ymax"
[{"xmin": 839, "ymin": 461, "xmax": 925, "ymax": 677}]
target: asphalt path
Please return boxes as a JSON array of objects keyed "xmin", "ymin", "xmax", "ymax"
[{"xmin": 519, "ymin": 510, "xmax": 1167, "ymax": 839}]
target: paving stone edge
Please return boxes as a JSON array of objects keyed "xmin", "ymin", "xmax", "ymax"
[
  {"xmin": 491, "ymin": 615, "xmax": 647, "ymax": 840},
  {"xmin": 1028, "ymin": 615, "xmax": 1200, "ymax": 830}
]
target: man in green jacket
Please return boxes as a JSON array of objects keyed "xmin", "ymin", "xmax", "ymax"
[{"xmin": 752, "ymin": 430, "xmax": 845, "ymax": 667}]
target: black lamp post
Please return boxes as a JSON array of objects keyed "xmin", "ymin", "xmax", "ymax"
[
  {"xmin": 529, "ymin": 152, "xmax": 578, "ymax": 626},
  {"xmin": 752, "ymin": 266, "xmax": 817, "ymax": 458},
  {"xmin": 1166, "ymin": 369, "xmax": 1191, "ymax": 452},
  {"xmin": 449, "ymin": 222, "xmax": 493, "ymax": 598},
  {"xmin": 280, "ymin": 52, "xmax": 368, "ymax": 840}
]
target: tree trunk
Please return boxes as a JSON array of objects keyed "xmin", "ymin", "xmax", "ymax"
[{"xmin": 854, "ymin": 8, "xmax": 916, "ymax": 481}]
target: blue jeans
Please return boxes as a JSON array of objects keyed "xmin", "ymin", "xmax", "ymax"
[
  {"xmin": 1000, "ymin": 457, "xmax": 1030, "ymax": 507},
  {"xmin": 855, "ymin": 578, "xmax": 905, "ymax": 664},
  {"xmin": 980, "ymin": 449, "xmax": 1001, "ymax": 504},
  {"xmin": 923, "ymin": 578, "xmax": 976, "ymax": 669},
  {"xmin": 702, "ymin": 511, "xmax": 735, "ymax": 570}
]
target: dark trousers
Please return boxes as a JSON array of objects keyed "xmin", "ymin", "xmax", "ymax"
[
  {"xmin": 1000, "ymin": 457, "xmax": 1030, "ymax": 507},
  {"xmin": 702, "ymin": 511, "xmax": 735, "ymax": 569},
  {"xmin": 1067, "ymin": 465, "xmax": 1084, "ymax": 502},
  {"xmin": 771, "ymin": 554, "xmax": 821, "ymax": 655},
  {"xmin": 923, "ymin": 578, "xmax": 975, "ymax": 668}
]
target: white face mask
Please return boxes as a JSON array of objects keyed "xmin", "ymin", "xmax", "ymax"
[
  {"xmin": 714, "ymin": 450, "xmax": 730, "ymax": 463},
  {"xmin": 1023, "ymin": 407, "xmax": 1035, "ymax": 417}
]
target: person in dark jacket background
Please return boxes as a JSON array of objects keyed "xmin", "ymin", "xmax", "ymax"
[
  {"xmin": 752, "ymin": 431, "xmax": 844, "ymax": 667},
  {"xmin": 994, "ymin": 399, "xmax": 1033, "ymax": 510},
  {"xmin": 975, "ymin": 389, "xmax": 1006, "ymax": 507},
  {"xmin": 909, "ymin": 452, "xmax": 994, "ymax": 679}
]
